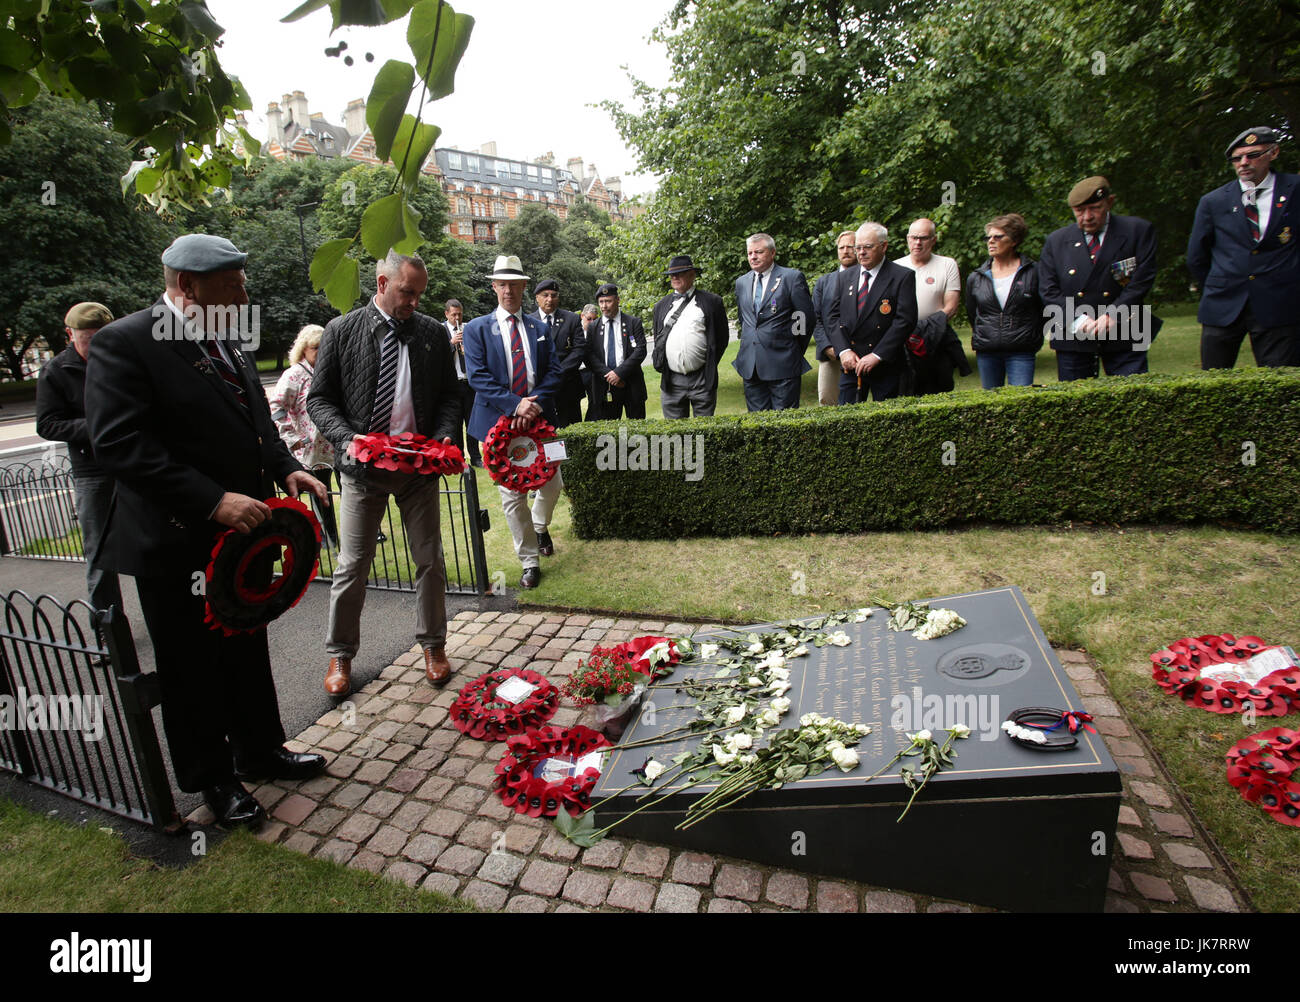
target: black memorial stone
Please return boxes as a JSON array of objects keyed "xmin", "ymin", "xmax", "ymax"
[{"xmin": 590, "ymin": 586, "xmax": 1121, "ymax": 911}]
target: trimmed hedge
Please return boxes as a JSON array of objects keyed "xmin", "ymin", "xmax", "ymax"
[{"xmin": 560, "ymin": 369, "xmax": 1300, "ymax": 539}]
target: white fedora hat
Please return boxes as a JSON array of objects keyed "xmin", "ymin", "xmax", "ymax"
[{"xmin": 488, "ymin": 254, "xmax": 530, "ymax": 281}]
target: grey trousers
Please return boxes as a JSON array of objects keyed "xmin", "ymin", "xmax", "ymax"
[
  {"xmin": 660, "ymin": 367, "xmax": 715, "ymax": 418},
  {"xmin": 498, "ymin": 467, "xmax": 564, "ymax": 569},
  {"xmin": 327, "ymin": 470, "xmax": 446, "ymax": 658},
  {"xmin": 74, "ymin": 474, "xmax": 121, "ymax": 613}
]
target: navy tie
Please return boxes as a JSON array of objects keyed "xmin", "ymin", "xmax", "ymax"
[{"xmin": 369, "ymin": 319, "xmax": 399, "ymax": 434}]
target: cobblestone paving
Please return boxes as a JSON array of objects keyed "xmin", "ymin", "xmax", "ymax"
[{"xmin": 189, "ymin": 610, "xmax": 1250, "ymax": 913}]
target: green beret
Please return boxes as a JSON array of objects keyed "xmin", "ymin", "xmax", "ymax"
[
  {"xmin": 64, "ymin": 302, "xmax": 113, "ymax": 329},
  {"xmin": 161, "ymin": 233, "xmax": 248, "ymax": 272},
  {"xmin": 1068, "ymin": 176, "xmax": 1111, "ymax": 208}
]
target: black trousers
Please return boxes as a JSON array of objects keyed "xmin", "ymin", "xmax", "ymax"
[
  {"xmin": 135, "ymin": 572, "xmax": 286, "ymax": 792},
  {"xmin": 1201, "ymin": 304, "xmax": 1300, "ymax": 369}
]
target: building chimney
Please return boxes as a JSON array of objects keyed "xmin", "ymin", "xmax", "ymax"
[
  {"xmin": 344, "ymin": 98, "xmax": 367, "ymax": 140},
  {"xmin": 604, "ymin": 175, "xmax": 622, "ymax": 196},
  {"xmin": 479, "ymin": 141, "xmax": 497, "ymax": 157},
  {"xmin": 290, "ymin": 90, "xmax": 309, "ymax": 127},
  {"xmin": 566, "ymin": 157, "xmax": 584, "ymax": 180},
  {"xmin": 266, "ymin": 101, "xmax": 284, "ymax": 146}
]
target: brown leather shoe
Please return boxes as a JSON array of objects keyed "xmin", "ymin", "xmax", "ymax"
[
  {"xmin": 424, "ymin": 646, "xmax": 451, "ymax": 687},
  {"xmin": 325, "ymin": 657, "xmax": 351, "ymax": 696}
]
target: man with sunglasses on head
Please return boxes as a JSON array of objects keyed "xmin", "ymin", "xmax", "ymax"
[{"xmin": 1188, "ymin": 126, "xmax": 1300, "ymax": 369}]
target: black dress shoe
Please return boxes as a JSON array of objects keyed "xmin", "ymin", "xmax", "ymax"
[
  {"xmin": 203, "ymin": 782, "xmax": 266, "ymax": 829},
  {"xmin": 520, "ymin": 566, "xmax": 541, "ymax": 589},
  {"xmin": 536, "ymin": 530, "xmax": 555, "ymax": 557},
  {"xmin": 234, "ymin": 747, "xmax": 327, "ymax": 782}
]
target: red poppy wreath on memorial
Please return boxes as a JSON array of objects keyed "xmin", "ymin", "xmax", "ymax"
[
  {"xmin": 204, "ymin": 497, "xmax": 321, "ymax": 636},
  {"xmin": 1226, "ymin": 727, "xmax": 1300, "ymax": 827},
  {"xmin": 495, "ymin": 725, "xmax": 610, "ymax": 818},
  {"xmin": 482, "ymin": 415, "xmax": 559, "ymax": 492},
  {"xmin": 449, "ymin": 667, "xmax": 559, "ymax": 740},
  {"xmin": 346, "ymin": 431, "xmax": 465, "ymax": 475},
  {"xmin": 1150, "ymin": 634, "xmax": 1299, "ymax": 716}
]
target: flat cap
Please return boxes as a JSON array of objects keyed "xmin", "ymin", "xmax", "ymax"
[
  {"xmin": 1068, "ymin": 176, "xmax": 1111, "ymax": 207},
  {"xmin": 1226, "ymin": 126, "xmax": 1282, "ymax": 156},
  {"xmin": 161, "ymin": 233, "xmax": 248, "ymax": 273},
  {"xmin": 534, "ymin": 278, "xmax": 559, "ymax": 294},
  {"xmin": 595, "ymin": 283, "xmax": 619, "ymax": 299},
  {"xmin": 64, "ymin": 302, "xmax": 113, "ymax": 329}
]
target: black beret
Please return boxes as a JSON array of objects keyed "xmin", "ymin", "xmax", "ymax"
[
  {"xmin": 1226, "ymin": 127, "xmax": 1282, "ymax": 156},
  {"xmin": 534, "ymin": 278, "xmax": 558, "ymax": 294},
  {"xmin": 595, "ymin": 283, "xmax": 619, "ymax": 298}
]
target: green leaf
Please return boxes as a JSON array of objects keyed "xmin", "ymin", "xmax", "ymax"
[
  {"xmin": 237, "ymin": 127, "xmax": 261, "ymax": 158},
  {"xmin": 0, "ymin": 67, "xmax": 38, "ymax": 107},
  {"xmin": 389, "ymin": 113, "xmax": 439, "ymax": 191},
  {"xmin": 407, "ymin": 0, "xmax": 474, "ymax": 102},
  {"xmin": 177, "ymin": 1, "xmax": 226, "ymax": 42},
  {"xmin": 553, "ymin": 808, "xmax": 602, "ymax": 847},
  {"xmin": 0, "ymin": 28, "xmax": 39, "ymax": 71},
  {"xmin": 381, "ymin": 0, "xmax": 416, "ymax": 17},
  {"xmin": 281, "ymin": 0, "xmax": 331, "ymax": 22},
  {"xmin": 365, "ymin": 60, "xmax": 414, "ymax": 163},
  {"xmin": 135, "ymin": 166, "xmax": 163, "ymax": 195},
  {"xmin": 336, "ymin": 0, "xmax": 389, "ymax": 29},
  {"xmin": 360, "ymin": 192, "xmax": 406, "ymax": 259},
  {"xmin": 311, "ymin": 239, "xmax": 361, "ymax": 313}
]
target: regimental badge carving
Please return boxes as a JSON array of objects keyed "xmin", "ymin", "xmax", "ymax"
[{"xmin": 941, "ymin": 652, "xmax": 1027, "ymax": 681}]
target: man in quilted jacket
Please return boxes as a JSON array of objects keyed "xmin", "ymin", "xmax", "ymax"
[{"xmin": 308, "ymin": 251, "xmax": 461, "ymax": 697}]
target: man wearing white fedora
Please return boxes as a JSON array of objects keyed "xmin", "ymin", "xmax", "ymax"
[{"xmin": 463, "ymin": 255, "xmax": 566, "ymax": 590}]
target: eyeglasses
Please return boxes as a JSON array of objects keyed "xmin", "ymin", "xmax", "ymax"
[
  {"xmin": 854, "ymin": 243, "xmax": 883, "ymax": 250},
  {"xmin": 986, "ymin": 234, "xmax": 1010, "ymax": 242},
  {"xmin": 907, "ymin": 235, "xmax": 935, "ymax": 242},
  {"xmin": 1227, "ymin": 148, "xmax": 1273, "ymax": 163}
]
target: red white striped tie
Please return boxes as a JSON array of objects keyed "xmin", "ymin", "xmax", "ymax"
[{"xmin": 509, "ymin": 316, "xmax": 528, "ymax": 396}]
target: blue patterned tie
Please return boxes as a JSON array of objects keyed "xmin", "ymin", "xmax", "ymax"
[
  {"xmin": 369, "ymin": 318, "xmax": 399, "ymax": 434},
  {"xmin": 753, "ymin": 273, "xmax": 763, "ymax": 314}
]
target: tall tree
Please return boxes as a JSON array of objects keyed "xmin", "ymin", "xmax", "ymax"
[
  {"xmin": 0, "ymin": 92, "xmax": 174, "ymax": 380},
  {"xmin": 499, "ymin": 203, "xmax": 562, "ymax": 278}
]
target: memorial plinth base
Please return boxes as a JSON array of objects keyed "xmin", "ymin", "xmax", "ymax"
[{"xmin": 590, "ymin": 587, "xmax": 1121, "ymax": 912}]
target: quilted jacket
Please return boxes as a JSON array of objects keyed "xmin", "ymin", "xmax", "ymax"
[{"xmin": 307, "ymin": 299, "xmax": 461, "ymax": 480}]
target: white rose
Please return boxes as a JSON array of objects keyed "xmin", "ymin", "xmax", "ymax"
[
  {"xmin": 770, "ymin": 697, "xmax": 791, "ymax": 715},
  {"xmin": 726, "ymin": 732, "xmax": 753, "ymax": 751},
  {"xmin": 644, "ymin": 760, "xmax": 664, "ymax": 781},
  {"xmin": 713, "ymin": 743, "xmax": 737, "ymax": 766},
  {"xmin": 951, "ymin": 723, "xmax": 972, "ymax": 740},
  {"xmin": 912, "ymin": 729, "xmax": 932, "ymax": 743},
  {"xmin": 738, "ymin": 754, "xmax": 757, "ymax": 766},
  {"xmin": 768, "ymin": 667, "xmax": 790, "ymax": 681},
  {"xmin": 746, "ymin": 676, "xmax": 763, "ymax": 687},
  {"xmin": 800, "ymin": 712, "xmax": 818, "ymax": 727},
  {"xmin": 747, "ymin": 642, "xmax": 765, "ymax": 655},
  {"xmin": 700, "ymin": 643, "xmax": 720, "ymax": 658},
  {"xmin": 854, "ymin": 723, "xmax": 871, "ymax": 735},
  {"xmin": 853, "ymin": 607, "xmax": 873, "ymax": 622},
  {"xmin": 763, "ymin": 653, "xmax": 786, "ymax": 670},
  {"xmin": 757, "ymin": 709, "xmax": 780, "ymax": 727},
  {"xmin": 768, "ymin": 681, "xmax": 791, "ymax": 697},
  {"xmin": 829, "ymin": 631, "xmax": 852, "ymax": 647},
  {"xmin": 825, "ymin": 739, "xmax": 845, "ymax": 753},
  {"xmin": 831, "ymin": 746, "xmax": 860, "ymax": 771},
  {"xmin": 724, "ymin": 705, "xmax": 747, "ymax": 726},
  {"xmin": 790, "ymin": 645, "xmax": 808, "ymax": 658}
]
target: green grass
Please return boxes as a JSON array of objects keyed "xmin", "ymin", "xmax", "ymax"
[{"xmin": 0, "ymin": 798, "xmax": 473, "ymax": 912}]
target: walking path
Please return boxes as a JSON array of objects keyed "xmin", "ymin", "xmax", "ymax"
[{"xmin": 192, "ymin": 609, "xmax": 1250, "ymax": 913}]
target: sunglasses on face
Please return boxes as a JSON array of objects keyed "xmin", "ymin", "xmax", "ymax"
[{"xmin": 1227, "ymin": 148, "xmax": 1273, "ymax": 164}]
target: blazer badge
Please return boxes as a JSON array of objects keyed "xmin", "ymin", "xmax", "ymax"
[
  {"xmin": 879, "ymin": 299, "xmax": 892, "ymax": 315},
  {"xmin": 1110, "ymin": 256, "xmax": 1138, "ymax": 287},
  {"xmin": 1281, "ymin": 227, "xmax": 1292, "ymax": 244}
]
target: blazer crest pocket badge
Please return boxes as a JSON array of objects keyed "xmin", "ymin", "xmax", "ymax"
[
  {"xmin": 1110, "ymin": 256, "xmax": 1138, "ymax": 287},
  {"xmin": 879, "ymin": 298, "xmax": 892, "ymax": 315}
]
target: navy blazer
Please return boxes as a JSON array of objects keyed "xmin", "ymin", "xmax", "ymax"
[
  {"xmin": 731, "ymin": 264, "xmax": 814, "ymax": 381},
  {"xmin": 826, "ymin": 259, "xmax": 919, "ymax": 366},
  {"xmin": 1187, "ymin": 171, "xmax": 1300, "ymax": 328},
  {"xmin": 584, "ymin": 312, "xmax": 648, "ymax": 402},
  {"xmin": 810, "ymin": 268, "xmax": 845, "ymax": 359},
  {"xmin": 1038, "ymin": 213, "xmax": 1158, "ymax": 354},
  {"xmin": 463, "ymin": 310, "xmax": 564, "ymax": 443}
]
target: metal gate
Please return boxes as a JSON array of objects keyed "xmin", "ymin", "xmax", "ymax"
[{"xmin": 0, "ymin": 593, "xmax": 177, "ymax": 829}]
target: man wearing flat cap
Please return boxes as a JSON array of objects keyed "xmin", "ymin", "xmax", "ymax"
[
  {"xmin": 84, "ymin": 233, "xmax": 329, "ymax": 829},
  {"xmin": 1188, "ymin": 127, "xmax": 1300, "ymax": 368},
  {"xmin": 651, "ymin": 256, "xmax": 729, "ymax": 418},
  {"xmin": 529, "ymin": 278, "xmax": 587, "ymax": 427},
  {"xmin": 585, "ymin": 283, "xmax": 648, "ymax": 420},
  {"xmin": 36, "ymin": 302, "xmax": 122, "ymax": 614},
  {"xmin": 1038, "ymin": 176, "xmax": 1160, "ymax": 380},
  {"xmin": 464, "ymin": 255, "xmax": 567, "ymax": 589},
  {"xmin": 309, "ymin": 250, "xmax": 462, "ymax": 697}
]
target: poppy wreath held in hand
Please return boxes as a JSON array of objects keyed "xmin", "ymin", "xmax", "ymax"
[
  {"xmin": 482, "ymin": 414, "xmax": 559, "ymax": 492},
  {"xmin": 1226, "ymin": 727, "xmax": 1300, "ymax": 827},
  {"xmin": 347, "ymin": 431, "xmax": 465, "ymax": 476},
  {"xmin": 449, "ymin": 667, "xmax": 559, "ymax": 740},
  {"xmin": 204, "ymin": 497, "xmax": 321, "ymax": 636},
  {"xmin": 495, "ymin": 725, "xmax": 609, "ymax": 818},
  {"xmin": 1150, "ymin": 633, "xmax": 1299, "ymax": 716}
]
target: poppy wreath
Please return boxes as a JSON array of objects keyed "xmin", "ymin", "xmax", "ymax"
[
  {"xmin": 1226, "ymin": 727, "xmax": 1300, "ymax": 827},
  {"xmin": 482, "ymin": 414, "xmax": 559, "ymax": 492},
  {"xmin": 495, "ymin": 725, "xmax": 609, "ymax": 818},
  {"xmin": 1150, "ymin": 634, "xmax": 1299, "ymax": 716},
  {"xmin": 204, "ymin": 497, "xmax": 321, "ymax": 636},
  {"xmin": 346, "ymin": 431, "xmax": 465, "ymax": 476},
  {"xmin": 449, "ymin": 667, "xmax": 559, "ymax": 740}
]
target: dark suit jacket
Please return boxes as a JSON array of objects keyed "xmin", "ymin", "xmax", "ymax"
[
  {"xmin": 732, "ymin": 264, "xmax": 814, "ymax": 381},
  {"xmin": 1187, "ymin": 171, "xmax": 1300, "ymax": 328},
  {"xmin": 36, "ymin": 345, "xmax": 104, "ymax": 477},
  {"xmin": 810, "ymin": 269, "xmax": 846, "ymax": 362},
  {"xmin": 585, "ymin": 312, "xmax": 648, "ymax": 404},
  {"xmin": 463, "ymin": 310, "xmax": 565, "ymax": 442},
  {"xmin": 651, "ymin": 288, "xmax": 729, "ymax": 390},
  {"xmin": 84, "ymin": 297, "xmax": 302, "ymax": 577},
  {"xmin": 531, "ymin": 308, "xmax": 587, "ymax": 424},
  {"xmin": 1038, "ymin": 213, "xmax": 1158, "ymax": 353},
  {"xmin": 826, "ymin": 259, "xmax": 919, "ymax": 388}
]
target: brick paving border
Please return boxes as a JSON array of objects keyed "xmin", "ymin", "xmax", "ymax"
[{"xmin": 198, "ymin": 610, "xmax": 1250, "ymax": 913}]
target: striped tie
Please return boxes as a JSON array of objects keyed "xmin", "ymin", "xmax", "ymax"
[
  {"xmin": 509, "ymin": 316, "xmax": 528, "ymax": 396},
  {"xmin": 369, "ymin": 320, "xmax": 399, "ymax": 434},
  {"xmin": 1244, "ymin": 190, "xmax": 1261, "ymax": 241},
  {"xmin": 203, "ymin": 339, "xmax": 249, "ymax": 412},
  {"xmin": 1086, "ymin": 233, "xmax": 1100, "ymax": 260},
  {"xmin": 856, "ymin": 270, "xmax": 870, "ymax": 313}
]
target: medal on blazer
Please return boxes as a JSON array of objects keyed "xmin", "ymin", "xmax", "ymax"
[
  {"xmin": 1281, "ymin": 227, "xmax": 1292, "ymax": 244},
  {"xmin": 879, "ymin": 299, "xmax": 892, "ymax": 315}
]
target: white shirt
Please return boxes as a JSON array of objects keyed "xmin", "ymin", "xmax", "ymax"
[
  {"xmin": 664, "ymin": 289, "xmax": 708, "ymax": 374},
  {"xmin": 495, "ymin": 306, "xmax": 535, "ymax": 391},
  {"xmin": 894, "ymin": 253, "xmax": 960, "ymax": 317},
  {"xmin": 446, "ymin": 321, "xmax": 466, "ymax": 379},
  {"xmin": 599, "ymin": 314, "xmax": 624, "ymax": 368},
  {"xmin": 372, "ymin": 298, "xmax": 415, "ymax": 435},
  {"xmin": 751, "ymin": 265, "xmax": 773, "ymax": 306},
  {"xmin": 1241, "ymin": 173, "xmax": 1275, "ymax": 237}
]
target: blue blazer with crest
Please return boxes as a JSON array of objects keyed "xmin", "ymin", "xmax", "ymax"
[{"xmin": 463, "ymin": 310, "xmax": 564, "ymax": 443}]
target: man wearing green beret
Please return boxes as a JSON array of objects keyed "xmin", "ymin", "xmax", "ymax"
[{"xmin": 35, "ymin": 302, "xmax": 122, "ymax": 614}]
